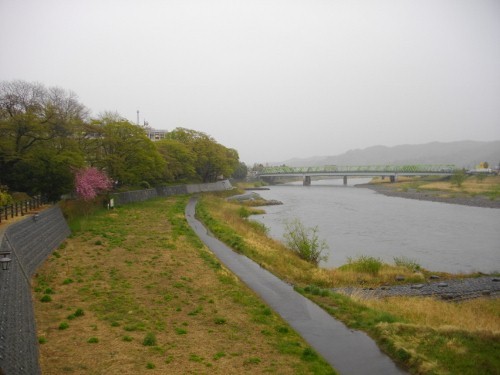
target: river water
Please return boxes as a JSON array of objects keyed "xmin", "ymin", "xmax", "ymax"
[{"xmin": 251, "ymin": 179, "xmax": 500, "ymax": 274}]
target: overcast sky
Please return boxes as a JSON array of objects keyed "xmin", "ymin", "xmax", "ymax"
[{"xmin": 1, "ymin": 0, "xmax": 499, "ymax": 164}]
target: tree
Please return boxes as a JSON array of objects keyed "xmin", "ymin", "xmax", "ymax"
[
  {"xmin": 232, "ymin": 161, "xmax": 248, "ymax": 180},
  {"xmin": 74, "ymin": 167, "xmax": 112, "ymax": 201},
  {"xmin": 451, "ymin": 169, "xmax": 467, "ymax": 187},
  {"xmin": 89, "ymin": 115, "xmax": 165, "ymax": 186},
  {"xmin": 155, "ymin": 139, "xmax": 196, "ymax": 181},
  {"xmin": 166, "ymin": 128, "xmax": 239, "ymax": 182},
  {"xmin": 283, "ymin": 219, "xmax": 328, "ymax": 265},
  {"xmin": 0, "ymin": 80, "xmax": 87, "ymax": 197}
]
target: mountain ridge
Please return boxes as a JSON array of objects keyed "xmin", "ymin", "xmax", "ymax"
[{"xmin": 280, "ymin": 140, "xmax": 500, "ymax": 168}]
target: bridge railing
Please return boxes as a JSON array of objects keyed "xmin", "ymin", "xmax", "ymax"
[{"xmin": 259, "ymin": 164, "xmax": 456, "ymax": 175}]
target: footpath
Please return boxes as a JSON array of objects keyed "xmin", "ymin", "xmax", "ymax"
[{"xmin": 186, "ymin": 197, "xmax": 407, "ymax": 375}]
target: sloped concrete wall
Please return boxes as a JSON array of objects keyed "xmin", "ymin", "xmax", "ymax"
[{"xmin": 0, "ymin": 206, "xmax": 70, "ymax": 375}]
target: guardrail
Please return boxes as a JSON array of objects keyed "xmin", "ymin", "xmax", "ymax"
[{"xmin": 0, "ymin": 196, "xmax": 46, "ymax": 224}]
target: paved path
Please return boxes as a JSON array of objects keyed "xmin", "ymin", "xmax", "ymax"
[
  {"xmin": 186, "ymin": 197, "xmax": 406, "ymax": 375},
  {"xmin": 335, "ymin": 276, "xmax": 500, "ymax": 301}
]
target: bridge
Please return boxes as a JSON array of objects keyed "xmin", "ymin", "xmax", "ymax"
[{"xmin": 257, "ymin": 164, "xmax": 457, "ymax": 185}]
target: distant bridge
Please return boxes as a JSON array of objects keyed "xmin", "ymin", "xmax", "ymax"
[{"xmin": 257, "ymin": 165, "xmax": 457, "ymax": 185}]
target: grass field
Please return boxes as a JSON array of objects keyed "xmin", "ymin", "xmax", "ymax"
[{"xmin": 33, "ymin": 196, "xmax": 334, "ymax": 374}]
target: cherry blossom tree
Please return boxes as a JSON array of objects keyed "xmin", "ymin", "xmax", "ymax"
[{"xmin": 74, "ymin": 167, "xmax": 112, "ymax": 201}]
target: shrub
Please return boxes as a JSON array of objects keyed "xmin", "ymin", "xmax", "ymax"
[
  {"xmin": 283, "ymin": 219, "xmax": 328, "ymax": 265},
  {"xmin": 40, "ymin": 295, "xmax": 52, "ymax": 303},
  {"xmin": 87, "ymin": 337, "xmax": 99, "ymax": 343},
  {"xmin": 58, "ymin": 322, "xmax": 69, "ymax": 330}
]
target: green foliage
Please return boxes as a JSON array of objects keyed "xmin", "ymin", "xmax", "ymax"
[
  {"xmin": 393, "ymin": 256, "xmax": 421, "ymax": 272},
  {"xmin": 40, "ymin": 295, "xmax": 52, "ymax": 303},
  {"xmin": 341, "ymin": 255, "xmax": 383, "ymax": 275},
  {"xmin": 58, "ymin": 322, "xmax": 69, "ymax": 330},
  {"xmin": 142, "ymin": 332, "xmax": 157, "ymax": 346},
  {"xmin": 451, "ymin": 170, "xmax": 467, "ymax": 187},
  {"xmin": 283, "ymin": 219, "xmax": 328, "ymax": 265},
  {"xmin": 0, "ymin": 185, "xmax": 13, "ymax": 206},
  {"xmin": 87, "ymin": 337, "xmax": 99, "ymax": 343}
]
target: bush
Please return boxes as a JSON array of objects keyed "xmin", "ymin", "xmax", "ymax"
[
  {"xmin": 343, "ymin": 255, "xmax": 383, "ymax": 275},
  {"xmin": 283, "ymin": 219, "xmax": 328, "ymax": 265}
]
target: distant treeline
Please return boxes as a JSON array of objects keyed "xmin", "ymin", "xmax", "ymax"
[{"xmin": 0, "ymin": 80, "xmax": 247, "ymax": 200}]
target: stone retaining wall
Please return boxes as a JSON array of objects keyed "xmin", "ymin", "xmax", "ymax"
[
  {"xmin": 113, "ymin": 180, "xmax": 232, "ymax": 205},
  {"xmin": 0, "ymin": 207, "xmax": 70, "ymax": 375}
]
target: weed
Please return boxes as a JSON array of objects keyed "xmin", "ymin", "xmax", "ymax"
[
  {"xmin": 341, "ymin": 255, "xmax": 383, "ymax": 275},
  {"xmin": 38, "ymin": 336, "xmax": 47, "ymax": 344},
  {"xmin": 213, "ymin": 352, "xmax": 226, "ymax": 360},
  {"xmin": 146, "ymin": 362, "xmax": 155, "ymax": 369},
  {"xmin": 213, "ymin": 317, "xmax": 226, "ymax": 325},
  {"xmin": 40, "ymin": 295, "xmax": 52, "ymax": 303},
  {"xmin": 302, "ymin": 347, "xmax": 318, "ymax": 361},
  {"xmin": 244, "ymin": 357, "xmax": 261, "ymax": 365},
  {"xmin": 175, "ymin": 327, "xmax": 187, "ymax": 335},
  {"xmin": 143, "ymin": 332, "xmax": 157, "ymax": 346},
  {"xmin": 393, "ymin": 256, "xmax": 421, "ymax": 272},
  {"xmin": 58, "ymin": 322, "xmax": 69, "ymax": 330},
  {"xmin": 62, "ymin": 278, "xmax": 74, "ymax": 285},
  {"xmin": 122, "ymin": 335, "xmax": 133, "ymax": 342},
  {"xmin": 87, "ymin": 337, "xmax": 99, "ymax": 344}
]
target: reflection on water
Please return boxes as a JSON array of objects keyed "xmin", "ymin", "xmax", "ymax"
[{"xmin": 252, "ymin": 179, "xmax": 500, "ymax": 273}]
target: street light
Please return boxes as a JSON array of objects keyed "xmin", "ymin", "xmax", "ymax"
[{"xmin": 0, "ymin": 252, "xmax": 11, "ymax": 271}]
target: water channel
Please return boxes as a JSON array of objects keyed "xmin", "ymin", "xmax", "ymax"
[{"xmin": 251, "ymin": 179, "xmax": 500, "ymax": 274}]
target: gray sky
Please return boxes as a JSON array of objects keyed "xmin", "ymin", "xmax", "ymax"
[{"xmin": 1, "ymin": 0, "xmax": 499, "ymax": 164}]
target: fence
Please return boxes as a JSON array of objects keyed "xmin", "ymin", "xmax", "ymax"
[{"xmin": 0, "ymin": 196, "xmax": 46, "ymax": 224}]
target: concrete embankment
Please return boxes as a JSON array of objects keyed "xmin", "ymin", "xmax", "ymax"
[{"xmin": 186, "ymin": 197, "xmax": 407, "ymax": 375}]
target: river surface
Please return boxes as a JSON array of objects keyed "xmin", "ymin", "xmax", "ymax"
[{"xmin": 251, "ymin": 179, "xmax": 500, "ymax": 274}]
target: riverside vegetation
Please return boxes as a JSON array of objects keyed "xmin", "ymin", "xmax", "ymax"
[
  {"xmin": 32, "ymin": 190, "xmax": 499, "ymax": 374},
  {"xmin": 196, "ymin": 190, "xmax": 500, "ymax": 375},
  {"xmin": 33, "ymin": 196, "xmax": 334, "ymax": 374}
]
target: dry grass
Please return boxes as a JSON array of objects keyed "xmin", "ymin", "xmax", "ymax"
[
  {"xmin": 355, "ymin": 296, "xmax": 500, "ymax": 333},
  {"xmin": 420, "ymin": 175, "xmax": 500, "ymax": 194},
  {"xmin": 33, "ymin": 197, "xmax": 333, "ymax": 374}
]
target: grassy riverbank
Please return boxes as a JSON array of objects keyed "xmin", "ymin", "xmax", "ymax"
[
  {"xmin": 196, "ymin": 193, "xmax": 500, "ymax": 375},
  {"xmin": 33, "ymin": 196, "xmax": 334, "ymax": 374}
]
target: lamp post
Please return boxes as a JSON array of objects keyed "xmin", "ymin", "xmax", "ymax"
[{"xmin": 0, "ymin": 252, "xmax": 11, "ymax": 271}]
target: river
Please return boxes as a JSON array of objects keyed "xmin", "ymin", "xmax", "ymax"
[{"xmin": 251, "ymin": 179, "xmax": 500, "ymax": 274}]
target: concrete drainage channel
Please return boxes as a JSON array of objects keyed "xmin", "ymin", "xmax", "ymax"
[{"xmin": 186, "ymin": 197, "xmax": 407, "ymax": 375}]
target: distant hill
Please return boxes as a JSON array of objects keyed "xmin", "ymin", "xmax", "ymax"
[{"xmin": 282, "ymin": 141, "xmax": 500, "ymax": 169}]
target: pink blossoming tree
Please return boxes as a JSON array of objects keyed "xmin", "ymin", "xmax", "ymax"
[{"xmin": 74, "ymin": 167, "xmax": 113, "ymax": 201}]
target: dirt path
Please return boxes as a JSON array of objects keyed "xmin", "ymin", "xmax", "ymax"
[{"xmin": 186, "ymin": 197, "xmax": 407, "ymax": 375}]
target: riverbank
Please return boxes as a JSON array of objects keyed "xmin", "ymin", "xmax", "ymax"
[{"xmin": 358, "ymin": 182, "xmax": 500, "ymax": 208}]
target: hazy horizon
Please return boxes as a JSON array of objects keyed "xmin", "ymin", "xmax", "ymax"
[{"xmin": 2, "ymin": 0, "xmax": 499, "ymax": 165}]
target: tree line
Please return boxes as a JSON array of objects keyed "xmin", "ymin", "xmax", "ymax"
[{"xmin": 0, "ymin": 80, "xmax": 244, "ymax": 201}]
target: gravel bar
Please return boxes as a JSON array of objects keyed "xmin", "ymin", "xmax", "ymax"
[{"xmin": 334, "ymin": 276, "xmax": 500, "ymax": 301}]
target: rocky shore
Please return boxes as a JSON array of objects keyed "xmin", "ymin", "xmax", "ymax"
[
  {"xmin": 358, "ymin": 183, "xmax": 500, "ymax": 209},
  {"xmin": 334, "ymin": 276, "xmax": 500, "ymax": 301}
]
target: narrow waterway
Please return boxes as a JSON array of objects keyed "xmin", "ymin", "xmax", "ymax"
[{"xmin": 252, "ymin": 179, "xmax": 500, "ymax": 274}]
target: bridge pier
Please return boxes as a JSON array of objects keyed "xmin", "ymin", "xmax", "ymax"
[
  {"xmin": 343, "ymin": 176, "xmax": 347, "ymax": 185},
  {"xmin": 390, "ymin": 175, "xmax": 398, "ymax": 183},
  {"xmin": 303, "ymin": 176, "xmax": 311, "ymax": 186}
]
